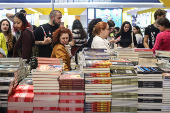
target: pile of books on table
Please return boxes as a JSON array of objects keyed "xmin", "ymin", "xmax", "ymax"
[
  {"xmin": 162, "ymin": 73, "xmax": 170, "ymax": 112},
  {"xmin": 59, "ymin": 73, "xmax": 85, "ymax": 113},
  {"xmin": 36, "ymin": 57, "xmax": 63, "ymax": 66},
  {"xmin": 7, "ymin": 85, "xmax": 34, "ymax": 113},
  {"xmin": 83, "ymin": 60, "xmax": 112, "ymax": 113},
  {"xmin": 32, "ymin": 65, "xmax": 62, "ymax": 113},
  {"xmin": 137, "ymin": 66, "xmax": 163, "ymax": 113},
  {"xmin": 110, "ymin": 64, "xmax": 138, "ymax": 113},
  {"xmin": 0, "ymin": 58, "xmax": 28, "ymax": 113}
]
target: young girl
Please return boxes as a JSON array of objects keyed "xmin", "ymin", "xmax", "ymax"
[
  {"xmin": 152, "ymin": 17, "xmax": 170, "ymax": 53},
  {"xmin": 133, "ymin": 26, "xmax": 144, "ymax": 48},
  {"xmin": 13, "ymin": 12, "xmax": 35, "ymax": 62},
  {"xmin": 0, "ymin": 19, "xmax": 16, "ymax": 57},
  {"xmin": 117, "ymin": 21, "xmax": 137, "ymax": 48}
]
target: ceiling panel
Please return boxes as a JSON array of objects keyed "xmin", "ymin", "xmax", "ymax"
[
  {"xmin": 0, "ymin": 0, "xmax": 51, "ymax": 3},
  {"xmin": 110, "ymin": 0, "xmax": 160, "ymax": 3}
]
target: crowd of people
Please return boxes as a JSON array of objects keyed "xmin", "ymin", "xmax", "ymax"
[{"xmin": 0, "ymin": 8, "xmax": 169, "ymax": 71}]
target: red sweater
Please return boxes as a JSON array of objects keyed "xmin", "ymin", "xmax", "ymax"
[
  {"xmin": 13, "ymin": 28, "xmax": 35, "ymax": 62},
  {"xmin": 152, "ymin": 30, "xmax": 170, "ymax": 54}
]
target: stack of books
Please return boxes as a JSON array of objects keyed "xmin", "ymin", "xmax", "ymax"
[
  {"xmin": 155, "ymin": 50, "xmax": 170, "ymax": 58},
  {"xmin": 32, "ymin": 65, "xmax": 62, "ymax": 113},
  {"xmin": 7, "ymin": 85, "xmax": 34, "ymax": 113},
  {"xmin": 162, "ymin": 73, "xmax": 170, "ymax": 112},
  {"xmin": 83, "ymin": 60, "xmax": 112, "ymax": 113},
  {"xmin": 59, "ymin": 74, "xmax": 85, "ymax": 113},
  {"xmin": 137, "ymin": 66, "xmax": 163, "ymax": 113},
  {"xmin": 36, "ymin": 57, "xmax": 63, "ymax": 66},
  {"xmin": 0, "ymin": 59, "xmax": 28, "ymax": 113},
  {"xmin": 110, "ymin": 65, "xmax": 138, "ymax": 113},
  {"xmin": 133, "ymin": 48, "xmax": 153, "ymax": 58},
  {"xmin": 117, "ymin": 51, "xmax": 139, "ymax": 63}
]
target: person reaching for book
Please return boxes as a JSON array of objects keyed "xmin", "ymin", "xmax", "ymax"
[
  {"xmin": 110, "ymin": 21, "xmax": 137, "ymax": 48},
  {"xmin": 152, "ymin": 17, "xmax": 170, "ymax": 54},
  {"xmin": 51, "ymin": 27, "xmax": 73, "ymax": 71}
]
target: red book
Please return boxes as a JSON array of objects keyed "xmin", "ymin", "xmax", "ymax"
[
  {"xmin": 59, "ymin": 100, "xmax": 84, "ymax": 103},
  {"xmin": 33, "ymin": 107, "xmax": 59, "ymax": 110},
  {"xmin": 8, "ymin": 93, "xmax": 34, "ymax": 102},
  {"xmin": 133, "ymin": 48, "xmax": 153, "ymax": 52},
  {"xmin": 7, "ymin": 110, "xmax": 33, "ymax": 113},
  {"xmin": 59, "ymin": 107, "xmax": 84, "ymax": 111},
  {"xmin": 34, "ymin": 92, "xmax": 59, "ymax": 95},
  {"xmin": 60, "ymin": 93, "xmax": 85, "ymax": 95},
  {"xmin": 12, "ymin": 85, "xmax": 33, "ymax": 93}
]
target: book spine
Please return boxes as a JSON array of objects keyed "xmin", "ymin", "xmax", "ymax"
[
  {"xmin": 33, "ymin": 107, "xmax": 59, "ymax": 110},
  {"xmin": 59, "ymin": 100, "xmax": 84, "ymax": 103},
  {"xmin": 59, "ymin": 107, "xmax": 84, "ymax": 111},
  {"xmin": 138, "ymin": 99, "xmax": 162, "ymax": 103},
  {"xmin": 8, "ymin": 93, "xmax": 34, "ymax": 102},
  {"xmin": 138, "ymin": 81, "xmax": 162, "ymax": 88},
  {"xmin": 59, "ymin": 93, "xmax": 85, "ymax": 95},
  {"xmin": 34, "ymin": 92, "xmax": 59, "ymax": 95}
]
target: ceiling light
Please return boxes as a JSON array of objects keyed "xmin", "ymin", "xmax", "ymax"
[
  {"xmin": 64, "ymin": 8, "xmax": 68, "ymax": 12},
  {"xmin": 28, "ymin": 8, "xmax": 37, "ymax": 12},
  {"xmin": 39, "ymin": 12, "xmax": 43, "ymax": 15}
]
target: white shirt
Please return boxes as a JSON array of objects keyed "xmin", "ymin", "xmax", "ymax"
[
  {"xmin": 91, "ymin": 35, "xmax": 109, "ymax": 49},
  {"xmin": 135, "ymin": 34, "xmax": 143, "ymax": 44}
]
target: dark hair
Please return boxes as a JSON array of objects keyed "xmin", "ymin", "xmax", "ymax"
[
  {"xmin": 107, "ymin": 20, "xmax": 115, "ymax": 28},
  {"xmin": 13, "ymin": 12, "xmax": 30, "ymax": 32},
  {"xmin": 49, "ymin": 10, "xmax": 62, "ymax": 19},
  {"xmin": 20, "ymin": 10, "xmax": 27, "ymax": 14},
  {"xmin": 0, "ymin": 19, "xmax": 14, "ymax": 51},
  {"xmin": 157, "ymin": 17, "xmax": 170, "ymax": 28},
  {"xmin": 32, "ymin": 25, "xmax": 37, "ymax": 31},
  {"xmin": 52, "ymin": 27, "xmax": 73, "ymax": 47},
  {"xmin": 114, "ymin": 27, "xmax": 120, "ymax": 32},
  {"xmin": 72, "ymin": 19, "xmax": 87, "ymax": 39},
  {"xmin": 154, "ymin": 9, "xmax": 167, "ymax": 20},
  {"xmin": 120, "ymin": 21, "xmax": 132, "ymax": 37},
  {"xmin": 133, "ymin": 26, "xmax": 142, "ymax": 36},
  {"xmin": 87, "ymin": 18, "xmax": 102, "ymax": 37},
  {"xmin": 92, "ymin": 22, "xmax": 108, "ymax": 36}
]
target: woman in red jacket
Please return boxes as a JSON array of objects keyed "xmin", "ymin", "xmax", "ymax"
[{"xmin": 152, "ymin": 17, "xmax": 170, "ymax": 54}]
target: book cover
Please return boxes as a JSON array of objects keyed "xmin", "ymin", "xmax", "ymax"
[{"xmin": 8, "ymin": 93, "xmax": 34, "ymax": 102}]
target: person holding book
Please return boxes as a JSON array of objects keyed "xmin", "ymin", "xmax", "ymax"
[
  {"xmin": 51, "ymin": 27, "xmax": 73, "ymax": 71},
  {"xmin": 111, "ymin": 21, "xmax": 137, "ymax": 48},
  {"xmin": 13, "ymin": 12, "xmax": 35, "ymax": 62},
  {"xmin": 0, "ymin": 19, "xmax": 16, "ymax": 57},
  {"xmin": 133, "ymin": 26, "xmax": 144, "ymax": 48},
  {"xmin": 91, "ymin": 22, "xmax": 110, "ymax": 49},
  {"xmin": 152, "ymin": 17, "xmax": 170, "ymax": 54}
]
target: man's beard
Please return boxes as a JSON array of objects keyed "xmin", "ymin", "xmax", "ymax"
[{"xmin": 53, "ymin": 19, "xmax": 60, "ymax": 27}]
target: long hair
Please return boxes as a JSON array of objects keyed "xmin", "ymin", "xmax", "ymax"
[
  {"xmin": 133, "ymin": 26, "xmax": 143, "ymax": 36},
  {"xmin": 87, "ymin": 18, "xmax": 102, "ymax": 37},
  {"xmin": 0, "ymin": 19, "xmax": 13, "ymax": 52},
  {"xmin": 120, "ymin": 21, "xmax": 132, "ymax": 38},
  {"xmin": 13, "ymin": 12, "xmax": 30, "ymax": 32},
  {"xmin": 72, "ymin": 19, "xmax": 87, "ymax": 39},
  {"xmin": 52, "ymin": 27, "xmax": 73, "ymax": 47}
]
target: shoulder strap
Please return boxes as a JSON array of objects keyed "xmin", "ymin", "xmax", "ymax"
[
  {"xmin": 40, "ymin": 26, "xmax": 47, "ymax": 36},
  {"xmin": 131, "ymin": 32, "xmax": 134, "ymax": 48}
]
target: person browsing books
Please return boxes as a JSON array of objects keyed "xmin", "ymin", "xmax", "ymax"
[
  {"xmin": 152, "ymin": 17, "xmax": 170, "ymax": 54},
  {"xmin": 91, "ymin": 22, "xmax": 110, "ymax": 49},
  {"xmin": 133, "ymin": 26, "xmax": 144, "ymax": 48},
  {"xmin": 51, "ymin": 27, "xmax": 73, "ymax": 71},
  {"xmin": 12, "ymin": 12, "xmax": 35, "ymax": 63},
  {"xmin": 110, "ymin": 21, "xmax": 137, "ymax": 48}
]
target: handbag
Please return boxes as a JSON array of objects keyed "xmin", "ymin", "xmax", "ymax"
[{"xmin": 131, "ymin": 32, "xmax": 135, "ymax": 48}]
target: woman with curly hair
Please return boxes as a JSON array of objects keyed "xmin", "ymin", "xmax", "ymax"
[
  {"xmin": 13, "ymin": 12, "xmax": 35, "ymax": 62},
  {"xmin": 51, "ymin": 27, "xmax": 73, "ymax": 71},
  {"xmin": 0, "ymin": 19, "xmax": 16, "ymax": 57}
]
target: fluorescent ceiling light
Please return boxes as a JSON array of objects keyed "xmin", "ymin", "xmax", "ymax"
[
  {"xmin": 39, "ymin": 12, "xmax": 43, "ymax": 15},
  {"xmin": 64, "ymin": 8, "xmax": 68, "ymax": 12},
  {"xmin": 28, "ymin": 8, "xmax": 37, "ymax": 12}
]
